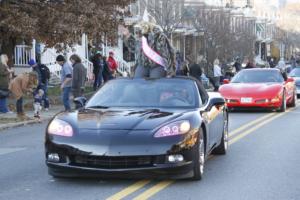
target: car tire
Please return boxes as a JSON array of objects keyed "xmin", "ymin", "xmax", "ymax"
[
  {"xmin": 192, "ymin": 129, "xmax": 205, "ymax": 181},
  {"xmin": 278, "ymin": 93, "xmax": 286, "ymax": 112},
  {"xmin": 289, "ymin": 91, "xmax": 297, "ymax": 107},
  {"xmin": 212, "ymin": 113, "xmax": 228, "ymax": 155}
]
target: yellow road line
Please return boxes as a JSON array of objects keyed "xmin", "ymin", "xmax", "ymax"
[
  {"xmin": 228, "ymin": 98, "xmax": 300, "ymax": 137},
  {"xmin": 229, "ymin": 112, "xmax": 275, "ymax": 138},
  {"xmin": 229, "ymin": 109, "xmax": 293, "ymax": 145},
  {"xmin": 106, "ymin": 180, "xmax": 151, "ymax": 200},
  {"xmin": 129, "ymin": 108, "xmax": 296, "ymax": 200},
  {"xmin": 132, "ymin": 180, "xmax": 174, "ymax": 200},
  {"xmin": 106, "ymin": 106, "xmax": 297, "ymax": 200}
]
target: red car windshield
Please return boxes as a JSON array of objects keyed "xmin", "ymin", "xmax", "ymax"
[{"xmin": 231, "ymin": 70, "xmax": 284, "ymax": 83}]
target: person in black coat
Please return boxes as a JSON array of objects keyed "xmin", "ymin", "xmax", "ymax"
[
  {"xmin": 102, "ymin": 56, "xmax": 113, "ymax": 83},
  {"xmin": 92, "ymin": 52, "xmax": 102, "ymax": 91},
  {"xmin": 233, "ymin": 57, "xmax": 242, "ymax": 72},
  {"xmin": 189, "ymin": 62, "xmax": 203, "ymax": 81}
]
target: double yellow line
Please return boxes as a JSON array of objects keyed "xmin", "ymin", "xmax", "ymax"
[{"xmin": 106, "ymin": 108, "xmax": 296, "ymax": 200}]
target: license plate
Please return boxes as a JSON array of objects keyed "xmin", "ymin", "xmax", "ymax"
[{"xmin": 241, "ymin": 97, "xmax": 252, "ymax": 103}]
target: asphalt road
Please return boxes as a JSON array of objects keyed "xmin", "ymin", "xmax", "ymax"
[{"xmin": 0, "ymin": 105, "xmax": 300, "ymax": 200}]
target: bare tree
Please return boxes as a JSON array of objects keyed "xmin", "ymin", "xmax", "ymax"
[
  {"xmin": 0, "ymin": 0, "xmax": 133, "ymax": 66},
  {"xmin": 188, "ymin": 4, "xmax": 255, "ymax": 67},
  {"xmin": 140, "ymin": 0, "xmax": 185, "ymax": 38}
]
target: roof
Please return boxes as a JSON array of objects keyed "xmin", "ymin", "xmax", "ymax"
[{"xmin": 243, "ymin": 68, "xmax": 280, "ymax": 72}]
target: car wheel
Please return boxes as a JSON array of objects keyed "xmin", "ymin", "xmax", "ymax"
[
  {"xmin": 192, "ymin": 129, "xmax": 205, "ymax": 181},
  {"xmin": 212, "ymin": 113, "xmax": 228, "ymax": 155},
  {"xmin": 278, "ymin": 93, "xmax": 286, "ymax": 112},
  {"xmin": 289, "ymin": 91, "xmax": 297, "ymax": 107}
]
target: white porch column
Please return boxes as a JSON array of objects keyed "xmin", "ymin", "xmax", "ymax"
[
  {"xmin": 183, "ymin": 35, "xmax": 186, "ymax": 60},
  {"xmin": 31, "ymin": 39, "xmax": 36, "ymax": 61}
]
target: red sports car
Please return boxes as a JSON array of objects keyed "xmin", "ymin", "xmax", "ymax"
[{"xmin": 219, "ymin": 68, "xmax": 297, "ymax": 112}]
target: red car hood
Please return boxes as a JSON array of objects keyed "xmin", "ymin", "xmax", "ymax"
[{"xmin": 219, "ymin": 83, "xmax": 283, "ymax": 98}]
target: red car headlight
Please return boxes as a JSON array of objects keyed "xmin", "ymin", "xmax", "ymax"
[
  {"xmin": 48, "ymin": 119, "xmax": 73, "ymax": 137},
  {"xmin": 271, "ymin": 92, "xmax": 283, "ymax": 103},
  {"xmin": 154, "ymin": 120, "xmax": 191, "ymax": 138}
]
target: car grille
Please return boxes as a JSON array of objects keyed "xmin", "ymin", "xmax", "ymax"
[{"xmin": 70, "ymin": 155, "xmax": 164, "ymax": 169}]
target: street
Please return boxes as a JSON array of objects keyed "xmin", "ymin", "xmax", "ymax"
[{"xmin": 1, "ymin": 105, "xmax": 300, "ymax": 200}]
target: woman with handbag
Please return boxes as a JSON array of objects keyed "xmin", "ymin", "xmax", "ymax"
[{"xmin": 0, "ymin": 54, "xmax": 13, "ymax": 114}]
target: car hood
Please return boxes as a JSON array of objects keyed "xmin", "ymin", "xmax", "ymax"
[
  {"xmin": 49, "ymin": 108, "xmax": 197, "ymax": 156},
  {"xmin": 57, "ymin": 108, "xmax": 190, "ymax": 130},
  {"xmin": 219, "ymin": 83, "xmax": 283, "ymax": 98}
]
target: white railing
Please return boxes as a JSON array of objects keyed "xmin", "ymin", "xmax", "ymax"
[
  {"xmin": 42, "ymin": 48, "xmax": 93, "ymax": 82},
  {"xmin": 82, "ymin": 57, "xmax": 94, "ymax": 81},
  {"xmin": 14, "ymin": 45, "xmax": 34, "ymax": 66},
  {"xmin": 14, "ymin": 43, "xmax": 130, "ymax": 82},
  {"xmin": 117, "ymin": 60, "xmax": 131, "ymax": 77},
  {"xmin": 41, "ymin": 48, "xmax": 62, "ymax": 81}
]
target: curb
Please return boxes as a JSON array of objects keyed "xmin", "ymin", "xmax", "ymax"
[{"xmin": 0, "ymin": 116, "xmax": 52, "ymax": 131}]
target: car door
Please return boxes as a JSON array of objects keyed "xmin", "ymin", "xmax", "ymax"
[
  {"xmin": 201, "ymin": 97, "xmax": 224, "ymax": 150},
  {"xmin": 196, "ymin": 80, "xmax": 224, "ymax": 150}
]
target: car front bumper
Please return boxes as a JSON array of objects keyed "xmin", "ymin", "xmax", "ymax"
[
  {"xmin": 227, "ymin": 101, "xmax": 281, "ymax": 108},
  {"xmin": 47, "ymin": 160, "xmax": 194, "ymax": 179},
  {"xmin": 45, "ymin": 140, "xmax": 196, "ymax": 179}
]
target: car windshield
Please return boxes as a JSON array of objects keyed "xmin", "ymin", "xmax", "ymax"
[
  {"xmin": 231, "ymin": 70, "xmax": 284, "ymax": 83},
  {"xmin": 86, "ymin": 78, "xmax": 199, "ymax": 108},
  {"xmin": 289, "ymin": 68, "xmax": 300, "ymax": 77}
]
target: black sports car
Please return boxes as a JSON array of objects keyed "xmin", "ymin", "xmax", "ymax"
[{"xmin": 45, "ymin": 77, "xmax": 228, "ymax": 180}]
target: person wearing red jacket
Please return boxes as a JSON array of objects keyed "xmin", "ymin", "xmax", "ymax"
[{"xmin": 107, "ymin": 51, "xmax": 118, "ymax": 77}]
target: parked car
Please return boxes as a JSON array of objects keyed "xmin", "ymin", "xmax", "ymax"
[{"xmin": 45, "ymin": 77, "xmax": 228, "ymax": 180}]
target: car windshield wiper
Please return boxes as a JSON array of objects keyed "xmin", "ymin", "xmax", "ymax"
[{"xmin": 86, "ymin": 105, "xmax": 110, "ymax": 109}]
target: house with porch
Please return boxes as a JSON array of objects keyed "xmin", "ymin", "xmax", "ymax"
[{"xmin": 13, "ymin": 34, "xmax": 131, "ymax": 85}]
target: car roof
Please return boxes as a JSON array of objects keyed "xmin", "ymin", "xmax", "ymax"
[{"xmin": 243, "ymin": 68, "xmax": 280, "ymax": 72}]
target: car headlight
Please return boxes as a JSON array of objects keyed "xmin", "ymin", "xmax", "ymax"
[
  {"xmin": 271, "ymin": 92, "xmax": 282, "ymax": 103},
  {"xmin": 154, "ymin": 120, "xmax": 191, "ymax": 138},
  {"xmin": 48, "ymin": 119, "xmax": 73, "ymax": 137}
]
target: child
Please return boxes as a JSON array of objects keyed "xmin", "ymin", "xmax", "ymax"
[{"xmin": 33, "ymin": 89, "xmax": 44, "ymax": 119}]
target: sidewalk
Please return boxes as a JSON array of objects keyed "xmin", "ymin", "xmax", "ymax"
[{"xmin": 0, "ymin": 106, "xmax": 63, "ymax": 131}]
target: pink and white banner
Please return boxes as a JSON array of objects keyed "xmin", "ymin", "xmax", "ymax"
[{"xmin": 142, "ymin": 36, "xmax": 167, "ymax": 70}]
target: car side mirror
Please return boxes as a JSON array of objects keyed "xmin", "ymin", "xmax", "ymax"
[
  {"xmin": 223, "ymin": 79, "xmax": 230, "ymax": 84},
  {"xmin": 286, "ymin": 77, "xmax": 294, "ymax": 83},
  {"xmin": 205, "ymin": 97, "xmax": 226, "ymax": 111},
  {"xmin": 74, "ymin": 97, "xmax": 87, "ymax": 109}
]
